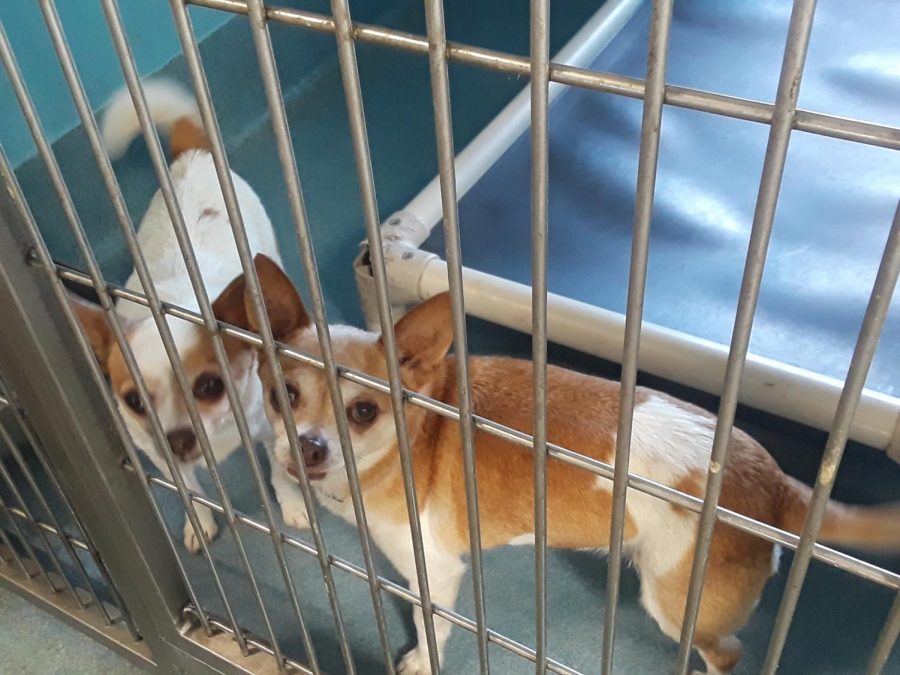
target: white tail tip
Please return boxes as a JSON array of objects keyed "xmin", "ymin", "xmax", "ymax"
[{"xmin": 100, "ymin": 79, "xmax": 200, "ymax": 160}]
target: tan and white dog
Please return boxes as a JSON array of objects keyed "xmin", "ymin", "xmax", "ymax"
[
  {"xmin": 220, "ymin": 254, "xmax": 900, "ymax": 674},
  {"xmin": 70, "ymin": 80, "xmax": 303, "ymax": 552}
]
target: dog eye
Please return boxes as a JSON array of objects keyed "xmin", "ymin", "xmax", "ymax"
[
  {"xmin": 349, "ymin": 400, "xmax": 378, "ymax": 425},
  {"xmin": 269, "ymin": 383, "xmax": 300, "ymax": 413},
  {"xmin": 123, "ymin": 389, "xmax": 146, "ymax": 416},
  {"xmin": 193, "ymin": 372, "xmax": 225, "ymax": 402}
]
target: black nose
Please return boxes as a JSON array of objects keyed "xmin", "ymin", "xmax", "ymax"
[
  {"xmin": 167, "ymin": 428, "xmax": 197, "ymax": 458},
  {"xmin": 299, "ymin": 433, "xmax": 328, "ymax": 468}
]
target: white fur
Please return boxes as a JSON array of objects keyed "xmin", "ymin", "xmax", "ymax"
[
  {"xmin": 101, "ymin": 80, "xmax": 281, "ymax": 550},
  {"xmin": 507, "ymin": 532, "xmax": 535, "ymax": 546},
  {"xmin": 615, "ymin": 395, "xmax": 715, "ymax": 575},
  {"xmin": 593, "ymin": 395, "xmax": 714, "ymax": 572},
  {"xmin": 102, "ymin": 79, "xmax": 201, "ymax": 160}
]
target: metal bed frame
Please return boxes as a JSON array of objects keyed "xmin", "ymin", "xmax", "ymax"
[{"xmin": 0, "ymin": 0, "xmax": 898, "ymax": 673}]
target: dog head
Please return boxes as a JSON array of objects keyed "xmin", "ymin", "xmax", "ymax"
[
  {"xmin": 69, "ymin": 286, "xmax": 258, "ymax": 465},
  {"xmin": 215, "ymin": 254, "xmax": 453, "ymax": 486}
]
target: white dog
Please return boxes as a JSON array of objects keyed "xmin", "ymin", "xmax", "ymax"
[{"xmin": 71, "ymin": 80, "xmax": 303, "ymax": 551}]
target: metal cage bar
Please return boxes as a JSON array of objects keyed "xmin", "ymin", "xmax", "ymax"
[
  {"xmin": 188, "ymin": 0, "xmax": 900, "ymax": 151},
  {"xmin": 0, "ymin": 508, "xmax": 30, "ymax": 576},
  {"xmin": 421, "ymin": 0, "xmax": 491, "ymax": 671},
  {"xmin": 137, "ymin": 465, "xmax": 582, "ymax": 675},
  {"xmin": 0, "ymin": 415, "xmax": 112, "ymax": 623},
  {"xmin": 0, "ymin": 489, "xmax": 59, "ymax": 593},
  {"xmin": 0, "ymin": 377, "xmax": 137, "ymax": 637},
  {"xmin": 37, "ymin": 0, "xmax": 281, "ymax": 656},
  {"xmin": 51, "ymin": 261, "xmax": 900, "ymax": 591},
  {"xmin": 600, "ymin": 1, "xmax": 672, "ymax": 672},
  {"xmin": 167, "ymin": 1, "xmax": 358, "ymax": 669},
  {"xmin": 241, "ymin": 1, "xmax": 397, "ymax": 671},
  {"xmin": 327, "ymin": 0, "xmax": 444, "ymax": 670},
  {"xmin": 869, "ymin": 593, "xmax": 900, "ymax": 675},
  {"xmin": 529, "ymin": 0, "xmax": 551, "ymax": 670},
  {"xmin": 99, "ymin": 1, "xmax": 326, "ymax": 669},
  {"xmin": 1, "ymin": 0, "xmax": 897, "ymax": 672},
  {"xmin": 674, "ymin": 0, "xmax": 819, "ymax": 669},
  {"xmin": 761, "ymin": 200, "xmax": 900, "ymax": 672},
  {"xmin": 0, "ymin": 18, "xmax": 221, "ymax": 640}
]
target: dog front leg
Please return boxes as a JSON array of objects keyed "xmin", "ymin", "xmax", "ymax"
[
  {"xmin": 397, "ymin": 553, "xmax": 466, "ymax": 675},
  {"xmin": 178, "ymin": 462, "xmax": 218, "ymax": 553},
  {"xmin": 268, "ymin": 447, "xmax": 310, "ymax": 530}
]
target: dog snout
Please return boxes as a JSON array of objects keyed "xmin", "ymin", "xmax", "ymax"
[
  {"xmin": 166, "ymin": 428, "xmax": 197, "ymax": 459},
  {"xmin": 299, "ymin": 433, "xmax": 328, "ymax": 468}
]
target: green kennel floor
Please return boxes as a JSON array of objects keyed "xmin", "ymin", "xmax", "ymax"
[{"xmin": 0, "ymin": 587, "xmax": 142, "ymax": 675}]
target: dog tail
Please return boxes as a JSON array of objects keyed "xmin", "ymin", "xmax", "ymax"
[
  {"xmin": 101, "ymin": 79, "xmax": 209, "ymax": 161},
  {"xmin": 778, "ymin": 474, "xmax": 900, "ymax": 552}
]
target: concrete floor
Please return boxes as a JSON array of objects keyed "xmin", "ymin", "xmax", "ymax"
[{"xmin": 0, "ymin": 586, "xmax": 144, "ymax": 675}]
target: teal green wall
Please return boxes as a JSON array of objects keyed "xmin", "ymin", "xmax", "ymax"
[{"xmin": 0, "ymin": 1, "xmax": 231, "ymax": 167}]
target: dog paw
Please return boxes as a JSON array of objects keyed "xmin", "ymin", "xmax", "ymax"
[
  {"xmin": 183, "ymin": 514, "xmax": 218, "ymax": 553},
  {"xmin": 397, "ymin": 648, "xmax": 432, "ymax": 675},
  {"xmin": 280, "ymin": 501, "xmax": 310, "ymax": 530}
]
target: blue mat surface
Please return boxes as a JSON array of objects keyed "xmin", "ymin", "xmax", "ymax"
[{"xmin": 424, "ymin": 0, "xmax": 900, "ymax": 397}]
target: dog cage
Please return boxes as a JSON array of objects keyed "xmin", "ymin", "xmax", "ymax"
[{"xmin": 0, "ymin": 0, "xmax": 899, "ymax": 673}]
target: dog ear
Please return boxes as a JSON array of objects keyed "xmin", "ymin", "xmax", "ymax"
[
  {"xmin": 384, "ymin": 292, "xmax": 454, "ymax": 373},
  {"xmin": 243, "ymin": 254, "xmax": 310, "ymax": 341},
  {"xmin": 212, "ymin": 272, "xmax": 250, "ymax": 331},
  {"xmin": 68, "ymin": 293, "xmax": 114, "ymax": 370}
]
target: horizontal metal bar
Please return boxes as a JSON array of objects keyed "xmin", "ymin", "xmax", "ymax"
[
  {"xmin": 0, "ymin": 543, "xmax": 151, "ymax": 668},
  {"xmin": 137, "ymin": 465, "xmax": 581, "ymax": 675},
  {"xmin": 762, "ymin": 199, "xmax": 900, "ymax": 673},
  {"xmin": 61, "ymin": 263, "xmax": 900, "ymax": 589},
  {"xmin": 2, "ymin": 505, "xmax": 91, "ymax": 552},
  {"xmin": 180, "ymin": 606, "xmax": 315, "ymax": 675},
  {"xmin": 187, "ymin": 0, "xmax": 900, "ymax": 151}
]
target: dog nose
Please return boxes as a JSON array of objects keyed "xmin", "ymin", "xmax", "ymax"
[
  {"xmin": 166, "ymin": 428, "xmax": 197, "ymax": 458},
  {"xmin": 298, "ymin": 433, "xmax": 328, "ymax": 468}
]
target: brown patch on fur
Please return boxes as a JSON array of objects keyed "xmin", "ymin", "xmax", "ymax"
[
  {"xmin": 170, "ymin": 117, "xmax": 210, "ymax": 158},
  {"xmin": 106, "ymin": 342, "xmax": 132, "ymax": 395},
  {"xmin": 68, "ymin": 294, "xmax": 114, "ymax": 370},
  {"xmin": 200, "ymin": 207, "xmax": 219, "ymax": 220},
  {"xmin": 337, "ymin": 353, "xmax": 641, "ymax": 554}
]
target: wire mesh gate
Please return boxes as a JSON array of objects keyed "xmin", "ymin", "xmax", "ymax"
[{"xmin": 0, "ymin": 0, "xmax": 899, "ymax": 674}]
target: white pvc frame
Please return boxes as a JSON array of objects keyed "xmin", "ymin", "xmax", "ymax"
[{"xmin": 359, "ymin": 0, "xmax": 900, "ymax": 458}]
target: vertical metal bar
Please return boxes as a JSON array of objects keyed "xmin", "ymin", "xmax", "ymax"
[
  {"xmin": 674, "ymin": 2, "xmax": 818, "ymax": 671},
  {"xmin": 166, "ymin": 3, "xmax": 357, "ymax": 671},
  {"xmin": 0, "ymin": 505, "xmax": 31, "ymax": 575},
  {"xmin": 326, "ymin": 0, "xmax": 442, "ymax": 671},
  {"xmin": 0, "ymin": 417, "xmax": 112, "ymax": 622},
  {"xmin": 0, "ymin": 491, "xmax": 58, "ymax": 591},
  {"xmin": 99, "ymin": 2, "xmax": 323, "ymax": 669},
  {"xmin": 422, "ymin": 0, "xmax": 490, "ymax": 672},
  {"xmin": 38, "ymin": 0, "xmax": 264, "ymax": 655},
  {"xmin": 763, "ymin": 200, "xmax": 900, "ymax": 673},
  {"xmin": 601, "ymin": 2, "xmax": 673, "ymax": 673},
  {"xmin": 0, "ymin": 435, "xmax": 83, "ymax": 603},
  {"xmin": 242, "ymin": 1, "xmax": 399, "ymax": 672},
  {"xmin": 0, "ymin": 379, "xmax": 138, "ymax": 638},
  {"xmin": 0, "ymin": 15, "xmax": 218, "ymax": 640},
  {"xmin": 0, "ymin": 153, "xmax": 264, "ymax": 675},
  {"xmin": 868, "ymin": 593, "xmax": 900, "ymax": 675},
  {"xmin": 529, "ymin": 0, "xmax": 550, "ymax": 671}
]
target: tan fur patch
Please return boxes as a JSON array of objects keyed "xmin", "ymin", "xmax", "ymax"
[{"xmin": 170, "ymin": 117, "xmax": 210, "ymax": 159}]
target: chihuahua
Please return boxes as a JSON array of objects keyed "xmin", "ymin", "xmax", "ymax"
[
  {"xmin": 221, "ymin": 254, "xmax": 900, "ymax": 674},
  {"xmin": 70, "ymin": 80, "xmax": 304, "ymax": 552}
]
